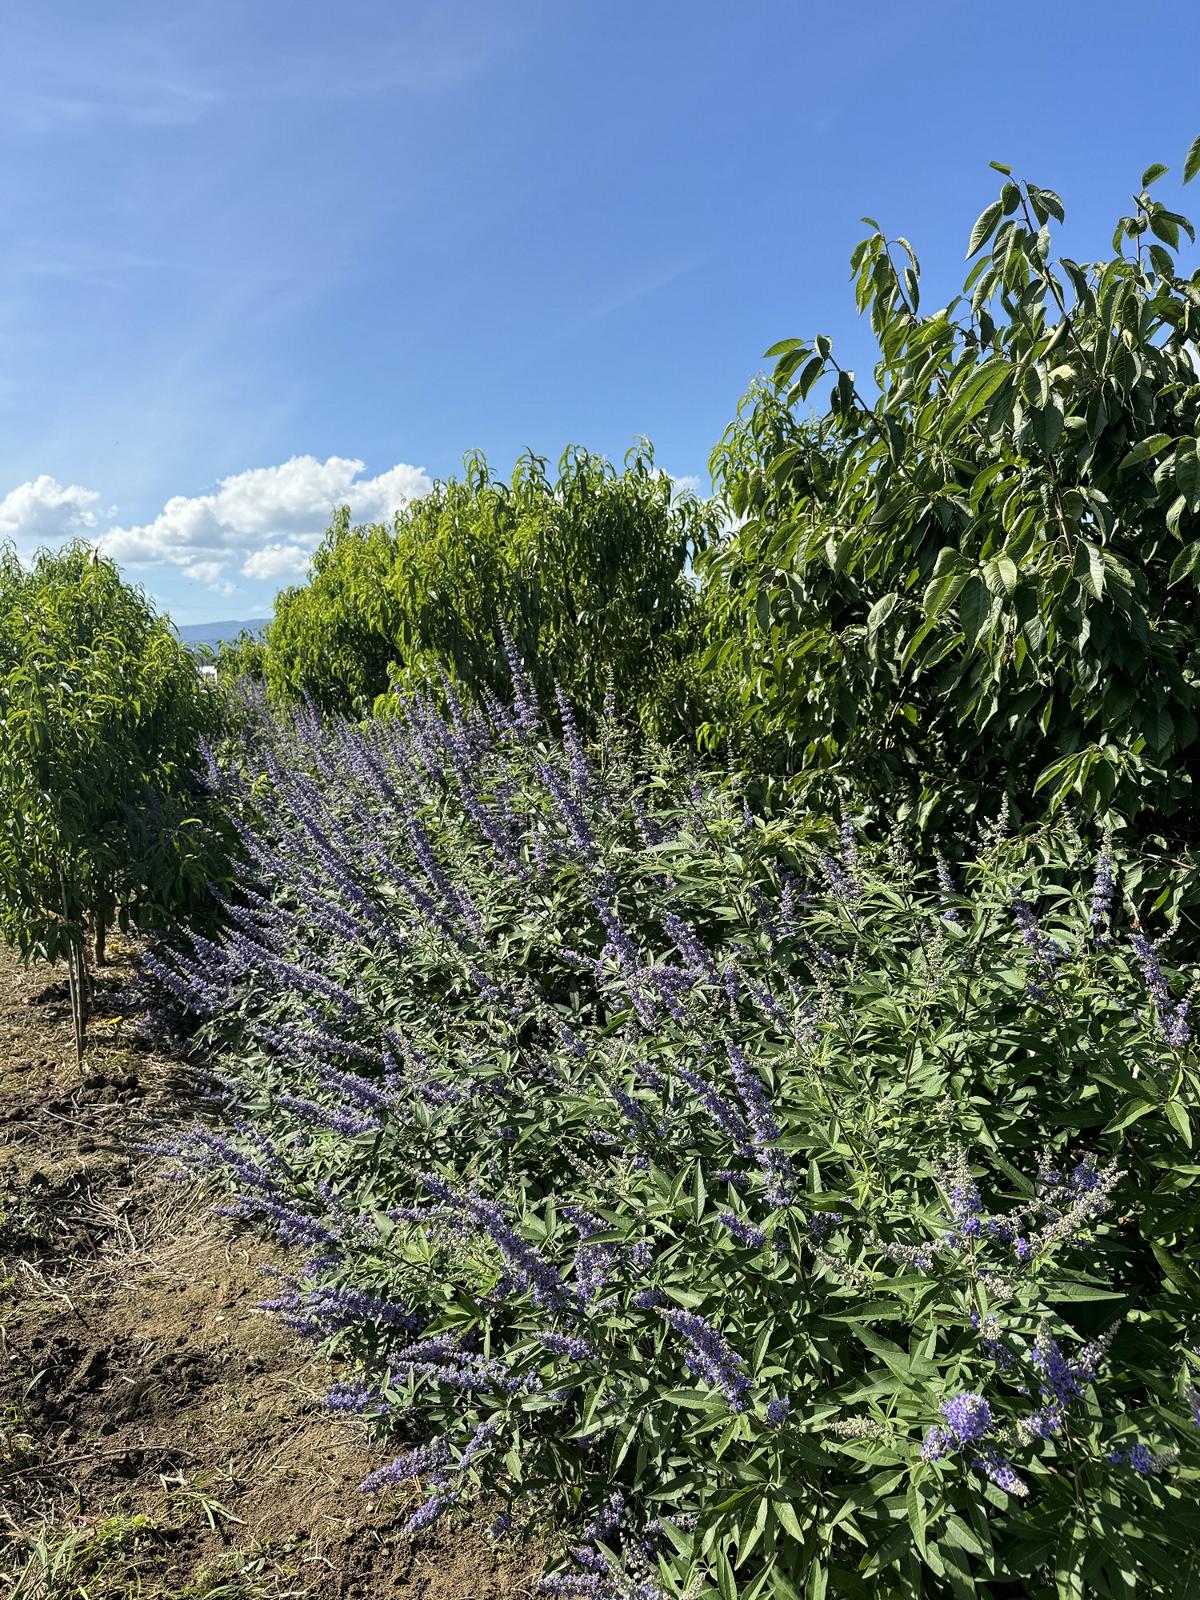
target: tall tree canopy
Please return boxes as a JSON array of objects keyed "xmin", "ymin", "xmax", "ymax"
[
  {"xmin": 264, "ymin": 445, "xmax": 717, "ymax": 730},
  {"xmin": 703, "ymin": 136, "xmax": 1200, "ymax": 835}
]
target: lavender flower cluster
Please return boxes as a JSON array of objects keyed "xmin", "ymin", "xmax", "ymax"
[{"xmin": 142, "ymin": 661, "xmax": 1199, "ymax": 1594}]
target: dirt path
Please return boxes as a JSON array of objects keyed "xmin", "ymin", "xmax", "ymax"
[{"xmin": 0, "ymin": 941, "xmax": 532, "ymax": 1599}]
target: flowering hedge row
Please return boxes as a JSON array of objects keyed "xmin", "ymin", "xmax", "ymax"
[{"xmin": 149, "ymin": 665, "xmax": 1200, "ymax": 1598}]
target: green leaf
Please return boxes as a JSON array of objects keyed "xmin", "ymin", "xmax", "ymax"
[
  {"xmin": 712, "ymin": 1544, "xmax": 738, "ymax": 1600},
  {"xmin": 1118, "ymin": 434, "xmax": 1173, "ymax": 471},
  {"xmin": 1103, "ymin": 1098, "xmax": 1160, "ymax": 1133},
  {"xmin": 1184, "ymin": 132, "xmax": 1200, "ymax": 185},
  {"xmin": 944, "ymin": 1514, "xmax": 986, "ymax": 1558},
  {"xmin": 660, "ymin": 1389, "xmax": 728, "ymax": 1412},
  {"xmin": 851, "ymin": 1326, "xmax": 912, "ymax": 1379},
  {"xmin": 1030, "ymin": 403, "xmax": 1064, "ymax": 455},
  {"xmin": 1151, "ymin": 1240, "xmax": 1199, "ymax": 1290},
  {"xmin": 966, "ymin": 200, "xmax": 1004, "ymax": 258},
  {"xmin": 1177, "ymin": 444, "xmax": 1200, "ymax": 511},
  {"xmin": 1045, "ymin": 1283, "xmax": 1131, "ymax": 1304},
  {"xmin": 906, "ymin": 1474, "xmax": 928, "ymax": 1558},
  {"xmin": 1033, "ymin": 751, "xmax": 1079, "ymax": 796},
  {"xmin": 1149, "ymin": 242, "xmax": 1177, "ymax": 279},
  {"xmin": 795, "ymin": 355, "xmax": 826, "ymax": 400},
  {"xmin": 1145, "ymin": 699, "xmax": 1174, "ymax": 752},
  {"xmin": 983, "ymin": 556, "xmax": 1019, "ymax": 597},
  {"xmin": 958, "ymin": 575, "xmax": 990, "ymax": 646},
  {"xmin": 923, "ymin": 572, "xmax": 968, "ymax": 621},
  {"xmin": 1169, "ymin": 542, "xmax": 1200, "ymax": 585},
  {"xmin": 1141, "ymin": 162, "xmax": 1169, "ymax": 188},
  {"xmin": 763, "ymin": 1566, "xmax": 804, "ymax": 1600},
  {"xmin": 1112, "ymin": 343, "xmax": 1138, "ymax": 392},
  {"xmin": 775, "ymin": 1500, "xmax": 805, "ymax": 1542},
  {"xmin": 1074, "ymin": 541, "xmax": 1105, "ymax": 601},
  {"xmin": 866, "ymin": 592, "xmax": 899, "ymax": 640},
  {"xmin": 958, "ymin": 359, "xmax": 1011, "ymax": 420},
  {"xmin": 1166, "ymin": 1099, "xmax": 1193, "ymax": 1148},
  {"xmin": 1028, "ymin": 186, "xmax": 1065, "ymax": 223},
  {"xmin": 763, "ymin": 338, "xmax": 808, "ymax": 359}
]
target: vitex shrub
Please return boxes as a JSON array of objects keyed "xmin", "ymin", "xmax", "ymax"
[{"xmin": 147, "ymin": 665, "xmax": 1200, "ymax": 1599}]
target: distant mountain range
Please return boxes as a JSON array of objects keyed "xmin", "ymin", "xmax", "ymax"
[{"xmin": 173, "ymin": 619, "xmax": 265, "ymax": 649}]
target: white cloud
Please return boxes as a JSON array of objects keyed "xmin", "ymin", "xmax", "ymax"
[
  {"xmin": 0, "ymin": 474, "xmax": 101, "ymax": 544},
  {"xmin": 181, "ymin": 559, "xmax": 227, "ymax": 585},
  {"xmin": 98, "ymin": 454, "xmax": 432, "ymax": 587},
  {"xmin": 653, "ymin": 469, "xmax": 706, "ymax": 500},
  {"xmin": 241, "ymin": 542, "xmax": 315, "ymax": 580}
]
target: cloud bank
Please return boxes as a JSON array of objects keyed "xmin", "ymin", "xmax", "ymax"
[
  {"xmin": 0, "ymin": 475, "xmax": 102, "ymax": 543},
  {"xmin": 94, "ymin": 455, "xmax": 432, "ymax": 587},
  {"xmin": 1, "ymin": 456, "xmax": 431, "ymax": 587}
]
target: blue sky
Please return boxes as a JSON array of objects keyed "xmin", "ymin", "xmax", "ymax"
[{"xmin": 1, "ymin": 0, "xmax": 1197, "ymax": 623}]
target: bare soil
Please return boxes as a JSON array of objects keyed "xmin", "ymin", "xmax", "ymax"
[{"xmin": 0, "ymin": 939, "xmax": 534, "ymax": 1598}]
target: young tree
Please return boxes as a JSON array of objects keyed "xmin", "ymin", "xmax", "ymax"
[{"xmin": 0, "ymin": 542, "xmax": 223, "ymax": 1050}]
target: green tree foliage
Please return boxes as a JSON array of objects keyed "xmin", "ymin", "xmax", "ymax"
[
  {"xmin": 0, "ymin": 542, "xmax": 223, "ymax": 973},
  {"xmin": 704, "ymin": 135, "xmax": 1200, "ymax": 835},
  {"xmin": 263, "ymin": 444, "xmax": 716, "ymax": 727},
  {"xmin": 208, "ymin": 627, "xmax": 268, "ymax": 685}
]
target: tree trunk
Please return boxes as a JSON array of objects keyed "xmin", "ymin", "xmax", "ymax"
[{"xmin": 94, "ymin": 918, "xmax": 106, "ymax": 966}]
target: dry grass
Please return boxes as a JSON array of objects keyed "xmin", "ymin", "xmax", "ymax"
[{"xmin": 0, "ymin": 940, "xmax": 537, "ymax": 1599}]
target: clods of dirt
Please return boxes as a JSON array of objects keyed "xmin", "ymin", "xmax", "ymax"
[{"xmin": 0, "ymin": 941, "xmax": 537, "ymax": 1598}]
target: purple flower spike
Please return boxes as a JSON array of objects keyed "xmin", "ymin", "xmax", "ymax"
[
  {"xmin": 974, "ymin": 1446, "xmax": 1028, "ymax": 1496},
  {"xmin": 940, "ymin": 1392, "xmax": 992, "ymax": 1443},
  {"xmin": 921, "ymin": 1426, "xmax": 954, "ymax": 1462},
  {"xmin": 719, "ymin": 1212, "xmax": 767, "ymax": 1248},
  {"xmin": 657, "ymin": 1306, "xmax": 751, "ymax": 1411},
  {"xmin": 1090, "ymin": 845, "xmax": 1114, "ymax": 940},
  {"xmin": 359, "ymin": 1438, "xmax": 451, "ymax": 1495}
]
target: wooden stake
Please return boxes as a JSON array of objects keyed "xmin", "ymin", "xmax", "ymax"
[{"xmin": 58, "ymin": 863, "xmax": 86, "ymax": 1072}]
